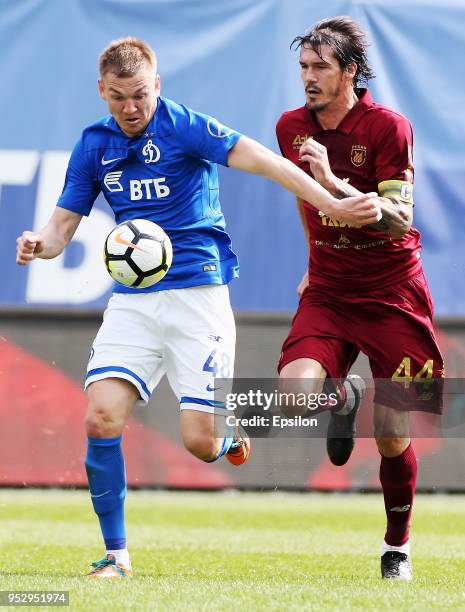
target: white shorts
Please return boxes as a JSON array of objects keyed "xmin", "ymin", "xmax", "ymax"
[{"xmin": 85, "ymin": 285, "xmax": 235, "ymax": 413}]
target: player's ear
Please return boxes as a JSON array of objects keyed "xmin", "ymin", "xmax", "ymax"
[
  {"xmin": 345, "ymin": 62, "xmax": 357, "ymax": 82},
  {"xmin": 98, "ymin": 79, "xmax": 107, "ymax": 101},
  {"xmin": 155, "ymin": 73, "xmax": 161, "ymax": 96}
]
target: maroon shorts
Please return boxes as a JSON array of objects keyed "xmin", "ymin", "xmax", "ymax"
[{"xmin": 278, "ymin": 271, "xmax": 444, "ymax": 411}]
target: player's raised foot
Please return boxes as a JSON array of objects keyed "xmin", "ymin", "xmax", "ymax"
[
  {"xmin": 86, "ymin": 554, "xmax": 133, "ymax": 579},
  {"xmin": 381, "ymin": 551, "xmax": 413, "ymax": 581},
  {"xmin": 326, "ymin": 374, "xmax": 365, "ymax": 466},
  {"xmin": 226, "ymin": 431, "xmax": 251, "ymax": 466}
]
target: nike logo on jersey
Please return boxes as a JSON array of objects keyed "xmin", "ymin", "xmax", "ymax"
[
  {"xmin": 101, "ymin": 156, "xmax": 123, "ymax": 165},
  {"xmin": 114, "ymin": 231, "xmax": 149, "ymax": 253},
  {"xmin": 91, "ymin": 489, "xmax": 112, "ymax": 499},
  {"xmin": 390, "ymin": 505, "xmax": 411, "ymax": 512},
  {"xmin": 206, "ymin": 384, "xmax": 221, "ymax": 392}
]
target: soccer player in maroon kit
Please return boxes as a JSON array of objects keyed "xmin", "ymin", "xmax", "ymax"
[{"xmin": 276, "ymin": 16, "xmax": 444, "ymax": 580}]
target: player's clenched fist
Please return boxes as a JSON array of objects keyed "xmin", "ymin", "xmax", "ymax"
[
  {"xmin": 16, "ymin": 231, "xmax": 44, "ymax": 265},
  {"xmin": 299, "ymin": 137, "xmax": 332, "ymax": 186}
]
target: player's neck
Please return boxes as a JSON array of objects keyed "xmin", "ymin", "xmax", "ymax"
[{"xmin": 314, "ymin": 89, "xmax": 359, "ymax": 130}]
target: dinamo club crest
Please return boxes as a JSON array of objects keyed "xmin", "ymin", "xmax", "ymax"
[{"xmin": 350, "ymin": 145, "xmax": 367, "ymax": 167}]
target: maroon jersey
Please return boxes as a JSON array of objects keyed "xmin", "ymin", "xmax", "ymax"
[{"xmin": 276, "ymin": 89, "xmax": 422, "ymax": 291}]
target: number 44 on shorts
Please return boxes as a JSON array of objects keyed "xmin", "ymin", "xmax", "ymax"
[
  {"xmin": 392, "ymin": 356, "xmax": 434, "ymax": 388},
  {"xmin": 203, "ymin": 349, "xmax": 231, "ymax": 378}
]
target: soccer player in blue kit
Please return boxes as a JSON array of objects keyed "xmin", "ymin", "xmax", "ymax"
[{"xmin": 16, "ymin": 38, "xmax": 380, "ymax": 578}]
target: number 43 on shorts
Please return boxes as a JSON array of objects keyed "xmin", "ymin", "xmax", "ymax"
[
  {"xmin": 392, "ymin": 356, "xmax": 434, "ymax": 388},
  {"xmin": 203, "ymin": 349, "xmax": 231, "ymax": 378}
]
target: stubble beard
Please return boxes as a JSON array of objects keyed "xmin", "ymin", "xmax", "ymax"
[
  {"xmin": 306, "ymin": 99, "xmax": 328, "ymax": 113},
  {"xmin": 305, "ymin": 85, "xmax": 341, "ymax": 115}
]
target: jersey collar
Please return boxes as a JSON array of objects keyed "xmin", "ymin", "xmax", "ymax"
[{"xmin": 306, "ymin": 88, "xmax": 373, "ymax": 135}]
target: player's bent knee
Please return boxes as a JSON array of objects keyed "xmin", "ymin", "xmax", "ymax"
[
  {"xmin": 376, "ymin": 437, "xmax": 410, "ymax": 458},
  {"xmin": 85, "ymin": 378, "xmax": 137, "ymax": 437},
  {"xmin": 278, "ymin": 359, "xmax": 326, "ymax": 417},
  {"xmin": 85, "ymin": 405, "xmax": 122, "ymax": 438},
  {"xmin": 85, "ymin": 397, "xmax": 127, "ymax": 438}
]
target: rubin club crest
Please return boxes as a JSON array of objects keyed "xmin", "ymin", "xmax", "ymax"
[{"xmin": 350, "ymin": 144, "xmax": 367, "ymax": 167}]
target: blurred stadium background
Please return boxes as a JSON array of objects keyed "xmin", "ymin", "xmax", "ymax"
[{"xmin": 1, "ymin": 0, "xmax": 465, "ymax": 491}]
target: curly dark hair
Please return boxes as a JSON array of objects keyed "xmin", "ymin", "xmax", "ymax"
[{"xmin": 290, "ymin": 16, "xmax": 375, "ymax": 87}]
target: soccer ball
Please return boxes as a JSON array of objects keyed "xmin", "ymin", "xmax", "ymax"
[{"xmin": 104, "ymin": 219, "xmax": 173, "ymax": 288}]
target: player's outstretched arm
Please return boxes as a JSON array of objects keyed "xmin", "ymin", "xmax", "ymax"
[
  {"xmin": 227, "ymin": 136, "xmax": 381, "ymax": 226},
  {"xmin": 16, "ymin": 208, "xmax": 82, "ymax": 265},
  {"xmin": 299, "ymin": 136, "xmax": 412, "ymax": 238}
]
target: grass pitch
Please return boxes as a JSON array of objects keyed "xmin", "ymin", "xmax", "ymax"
[{"xmin": 0, "ymin": 490, "xmax": 464, "ymax": 611}]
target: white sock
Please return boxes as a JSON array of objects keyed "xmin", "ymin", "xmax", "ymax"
[
  {"xmin": 381, "ymin": 540, "xmax": 410, "ymax": 556},
  {"xmin": 334, "ymin": 380, "xmax": 355, "ymax": 416},
  {"xmin": 107, "ymin": 548, "xmax": 131, "ymax": 569}
]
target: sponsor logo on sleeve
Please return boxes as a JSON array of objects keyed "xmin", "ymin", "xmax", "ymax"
[{"xmin": 207, "ymin": 118, "xmax": 233, "ymax": 138}]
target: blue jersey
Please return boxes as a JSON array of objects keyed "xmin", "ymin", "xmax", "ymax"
[{"xmin": 57, "ymin": 97, "xmax": 241, "ymax": 292}]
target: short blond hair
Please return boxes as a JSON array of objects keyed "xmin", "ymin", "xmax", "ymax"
[{"xmin": 99, "ymin": 37, "xmax": 157, "ymax": 77}]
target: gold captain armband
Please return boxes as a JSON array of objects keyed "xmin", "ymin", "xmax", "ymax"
[{"xmin": 378, "ymin": 180, "xmax": 414, "ymax": 204}]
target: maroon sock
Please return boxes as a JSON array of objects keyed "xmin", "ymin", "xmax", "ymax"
[{"xmin": 379, "ymin": 443, "xmax": 417, "ymax": 546}]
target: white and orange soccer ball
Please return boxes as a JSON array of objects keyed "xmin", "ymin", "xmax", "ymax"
[{"xmin": 104, "ymin": 219, "xmax": 173, "ymax": 288}]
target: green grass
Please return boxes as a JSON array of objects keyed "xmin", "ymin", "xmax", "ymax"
[{"xmin": 1, "ymin": 490, "xmax": 465, "ymax": 610}]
